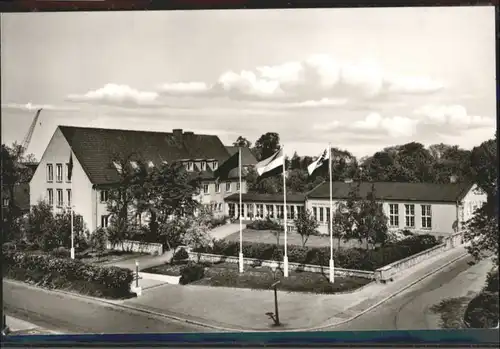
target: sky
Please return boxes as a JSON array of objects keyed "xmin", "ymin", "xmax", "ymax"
[{"xmin": 1, "ymin": 7, "xmax": 496, "ymax": 160}]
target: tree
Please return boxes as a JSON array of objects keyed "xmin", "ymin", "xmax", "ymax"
[
  {"xmin": 233, "ymin": 136, "xmax": 252, "ymax": 148},
  {"xmin": 183, "ymin": 205, "xmax": 214, "ymax": 258},
  {"xmin": 355, "ymin": 184, "xmax": 389, "ymax": 249},
  {"xmin": 253, "ymin": 132, "xmax": 280, "ymax": 161},
  {"xmin": 294, "ymin": 209, "xmax": 319, "ymax": 247},
  {"xmin": 470, "ymin": 135, "xmax": 498, "ymax": 198},
  {"xmin": 286, "ymin": 169, "xmax": 308, "ymax": 193},
  {"xmin": 160, "ymin": 217, "xmax": 191, "ymax": 261},
  {"xmin": 1, "ymin": 143, "xmax": 37, "ymax": 241},
  {"xmin": 331, "ymin": 203, "xmax": 352, "ymax": 249}
]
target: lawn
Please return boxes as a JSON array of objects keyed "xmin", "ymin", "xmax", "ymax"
[
  {"xmin": 145, "ymin": 261, "xmax": 371, "ymax": 294},
  {"xmin": 224, "ymin": 229, "xmax": 367, "ymax": 249},
  {"xmin": 429, "ymin": 296, "xmax": 472, "ymax": 329}
]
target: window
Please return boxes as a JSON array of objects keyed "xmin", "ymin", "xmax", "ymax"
[
  {"xmin": 47, "ymin": 164, "xmax": 54, "ymax": 182},
  {"xmin": 113, "ymin": 161, "xmax": 123, "ymax": 173},
  {"xmin": 266, "ymin": 205, "xmax": 274, "ymax": 218},
  {"xmin": 215, "ymin": 183, "xmax": 221, "ymax": 193},
  {"xmin": 203, "ymin": 184, "xmax": 209, "ymax": 194},
  {"xmin": 101, "ymin": 215, "xmax": 109, "ymax": 228},
  {"xmin": 187, "ymin": 162, "xmax": 194, "ymax": 171},
  {"xmin": 200, "ymin": 162, "xmax": 206, "ymax": 171},
  {"xmin": 47, "ymin": 189, "xmax": 54, "ymax": 206},
  {"xmin": 389, "ymin": 204, "xmax": 399, "ymax": 227},
  {"xmin": 130, "ymin": 161, "xmax": 139, "ymax": 170},
  {"xmin": 218, "ymin": 203, "xmax": 223, "ymax": 212},
  {"xmin": 405, "ymin": 204, "xmax": 415, "ymax": 228},
  {"xmin": 65, "ymin": 163, "xmax": 71, "ymax": 182},
  {"xmin": 238, "ymin": 204, "xmax": 245, "ymax": 218},
  {"xmin": 326, "ymin": 207, "xmax": 330, "ymax": 223},
  {"xmin": 56, "ymin": 189, "xmax": 63, "ymax": 207},
  {"xmin": 229, "ymin": 203, "xmax": 236, "ymax": 217},
  {"xmin": 256, "ymin": 204, "xmax": 264, "ymax": 218},
  {"xmin": 236, "ymin": 182, "xmax": 241, "ymax": 191},
  {"xmin": 286, "ymin": 205, "xmax": 293, "ymax": 220},
  {"xmin": 313, "ymin": 207, "xmax": 317, "ymax": 220},
  {"xmin": 421, "ymin": 205, "xmax": 432, "ymax": 229},
  {"xmin": 297, "ymin": 206, "xmax": 304, "ymax": 216},
  {"xmin": 212, "ymin": 161, "xmax": 218, "ymax": 170},
  {"xmin": 319, "ymin": 207, "xmax": 324, "ymax": 222},
  {"xmin": 277, "ymin": 205, "xmax": 284, "ymax": 219},
  {"xmin": 246, "ymin": 204, "xmax": 253, "ymax": 218},
  {"xmin": 225, "ymin": 182, "xmax": 231, "ymax": 192},
  {"xmin": 100, "ymin": 190, "xmax": 109, "ymax": 203},
  {"xmin": 3, "ymin": 198, "xmax": 9, "ymax": 207},
  {"xmin": 66, "ymin": 189, "xmax": 72, "ymax": 208},
  {"xmin": 56, "ymin": 164, "xmax": 63, "ymax": 182}
]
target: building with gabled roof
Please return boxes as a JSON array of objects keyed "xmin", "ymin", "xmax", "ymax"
[{"xmin": 29, "ymin": 126, "xmax": 250, "ymax": 232}]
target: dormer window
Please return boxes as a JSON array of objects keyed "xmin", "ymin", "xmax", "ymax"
[
  {"xmin": 212, "ymin": 161, "xmax": 218, "ymax": 170},
  {"xmin": 148, "ymin": 161, "xmax": 155, "ymax": 168},
  {"xmin": 187, "ymin": 162, "xmax": 193, "ymax": 171},
  {"xmin": 130, "ymin": 161, "xmax": 139, "ymax": 170},
  {"xmin": 113, "ymin": 161, "xmax": 123, "ymax": 173},
  {"xmin": 200, "ymin": 161, "xmax": 206, "ymax": 171}
]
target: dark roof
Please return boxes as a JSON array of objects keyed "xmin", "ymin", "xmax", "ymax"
[
  {"xmin": 59, "ymin": 126, "xmax": 232, "ymax": 185},
  {"xmin": 225, "ymin": 193, "xmax": 306, "ymax": 203},
  {"xmin": 306, "ymin": 181, "xmax": 473, "ymax": 203},
  {"xmin": 225, "ymin": 146, "xmax": 258, "ymax": 165}
]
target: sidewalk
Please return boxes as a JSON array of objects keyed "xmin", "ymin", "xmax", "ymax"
[
  {"xmin": 118, "ymin": 246, "xmax": 469, "ymax": 331},
  {"xmin": 209, "ymin": 223, "xmax": 239, "ymax": 240},
  {"xmin": 5, "ymin": 315, "xmax": 61, "ymax": 335}
]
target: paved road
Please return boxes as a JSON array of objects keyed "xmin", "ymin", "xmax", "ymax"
[
  {"xmin": 334, "ymin": 255, "xmax": 477, "ymax": 330},
  {"xmin": 3, "ymin": 281, "xmax": 211, "ymax": 334}
]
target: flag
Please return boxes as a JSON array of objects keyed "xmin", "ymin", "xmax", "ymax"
[
  {"xmin": 68, "ymin": 152, "xmax": 74, "ymax": 181},
  {"xmin": 307, "ymin": 148, "xmax": 330, "ymax": 176},
  {"xmin": 256, "ymin": 148, "xmax": 285, "ymax": 178},
  {"xmin": 214, "ymin": 150, "xmax": 239, "ymax": 180}
]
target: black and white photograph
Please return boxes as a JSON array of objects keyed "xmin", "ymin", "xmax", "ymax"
[{"xmin": 1, "ymin": 6, "xmax": 498, "ymax": 336}]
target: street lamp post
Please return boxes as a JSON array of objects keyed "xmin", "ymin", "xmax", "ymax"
[{"xmin": 135, "ymin": 260, "xmax": 139, "ymax": 288}]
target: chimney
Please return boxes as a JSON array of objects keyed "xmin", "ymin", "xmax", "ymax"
[
  {"xmin": 173, "ymin": 129, "xmax": 183, "ymax": 140},
  {"xmin": 184, "ymin": 131, "xmax": 194, "ymax": 139},
  {"xmin": 450, "ymin": 175, "xmax": 457, "ymax": 183}
]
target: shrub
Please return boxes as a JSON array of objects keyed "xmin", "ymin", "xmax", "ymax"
[
  {"xmin": 173, "ymin": 247, "xmax": 189, "ymax": 261},
  {"xmin": 194, "ymin": 232, "xmax": 440, "ymax": 271},
  {"xmin": 179, "ymin": 263, "xmax": 205, "ymax": 285},
  {"xmin": 208, "ymin": 216, "xmax": 228, "ymax": 229},
  {"xmin": 463, "ymin": 292, "xmax": 499, "ymax": 328},
  {"xmin": 484, "ymin": 269, "xmax": 499, "ymax": 293},
  {"xmin": 247, "ymin": 218, "xmax": 283, "ymax": 231},
  {"xmin": 3, "ymin": 250, "xmax": 134, "ymax": 299},
  {"xmin": 50, "ymin": 246, "xmax": 70, "ymax": 258}
]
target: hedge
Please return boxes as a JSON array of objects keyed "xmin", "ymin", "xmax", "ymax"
[
  {"xmin": 2, "ymin": 249, "xmax": 134, "ymax": 299},
  {"xmin": 193, "ymin": 234, "xmax": 440, "ymax": 271},
  {"xmin": 246, "ymin": 218, "xmax": 284, "ymax": 231}
]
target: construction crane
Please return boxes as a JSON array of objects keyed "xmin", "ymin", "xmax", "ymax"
[{"xmin": 17, "ymin": 108, "xmax": 42, "ymax": 159}]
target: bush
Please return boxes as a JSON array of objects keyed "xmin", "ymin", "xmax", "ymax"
[
  {"xmin": 484, "ymin": 269, "xmax": 499, "ymax": 293},
  {"xmin": 463, "ymin": 292, "xmax": 499, "ymax": 328},
  {"xmin": 50, "ymin": 246, "xmax": 70, "ymax": 258},
  {"xmin": 3, "ymin": 250, "xmax": 134, "ymax": 299},
  {"xmin": 247, "ymin": 218, "xmax": 283, "ymax": 231},
  {"xmin": 179, "ymin": 263, "xmax": 205, "ymax": 285},
  {"xmin": 208, "ymin": 216, "xmax": 228, "ymax": 229},
  {"xmin": 173, "ymin": 247, "xmax": 189, "ymax": 261},
  {"xmin": 194, "ymin": 233, "xmax": 440, "ymax": 271}
]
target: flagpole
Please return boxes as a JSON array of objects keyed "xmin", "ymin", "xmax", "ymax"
[
  {"xmin": 238, "ymin": 147, "xmax": 244, "ymax": 273},
  {"xmin": 328, "ymin": 143, "xmax": 334, "ymax": 283},
  {"xmin": 282, "ymin": 145, "xmax": 289, "ymax": 278},
  {"xmin": 70, "ymin": 157, "xmax": 75, "ymax": 260}
]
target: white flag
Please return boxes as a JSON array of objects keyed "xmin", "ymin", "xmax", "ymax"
[{"xmin": 307, "ymin": 148, "xmax": 330, "ymax": 176}]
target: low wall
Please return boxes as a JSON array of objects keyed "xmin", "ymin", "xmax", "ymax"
[
  {"xmin": 138, "ymin": 272, "xmax": 180, "ymax": 285},
  {"xmin": 187, "ymin": 251, "xmax": 375, "ymax": 279},
  {"xmin": 106, "ymin": 240, "xmax": 163, "ymax": 256},
  {"xmin": 375, "ymin": 230, "xmax": 465, "ymax": 282}
]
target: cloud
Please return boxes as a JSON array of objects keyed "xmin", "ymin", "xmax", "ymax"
[
  {"xmin": 1, "ymin": 102, "xmax": 78, "ymax": 112},
  {"xmin": 352, "ymin": 112, "xmax": 419, "ymax": 137},
  {"xmin": 67, "ymin": 83, "xmax": 160, "ymax": 107},
  {"xmin": 413, "ymin": 104, "xmax": 494, "ymax": 129},
  {"xmin": 156, "ymin": 54, "xmax": 444, "ymax": 104}
]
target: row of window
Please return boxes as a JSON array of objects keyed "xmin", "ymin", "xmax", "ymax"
[
  {"xmin": 113, "ymin": 160, "xmax": 219, "ymax": 173},
  {"xmin": 46, "ymin": 163, "xmax": 71, "ymax": 183},
  {"xmin": 46, "ymin": 188, "xmax": 71, "ymax": 208},
  {"xmin": 228, "ymin": 203, "xmax": 304, "ymax": 220},
  {"xmin": 388, "ymin": 203, "xmax": 432, "ymax": 229},
  {"xmin": 310, "ymin": 203, "xmax": 432, "ymax": 229},
  {"xmin": 202, "ymin": 182, "xmax": 240, "ymax": 195}
]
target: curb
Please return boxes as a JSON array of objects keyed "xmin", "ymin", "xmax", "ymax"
[{"xmin": 4, "ymin": 250, "xmax": 470, "ymax": 333}]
